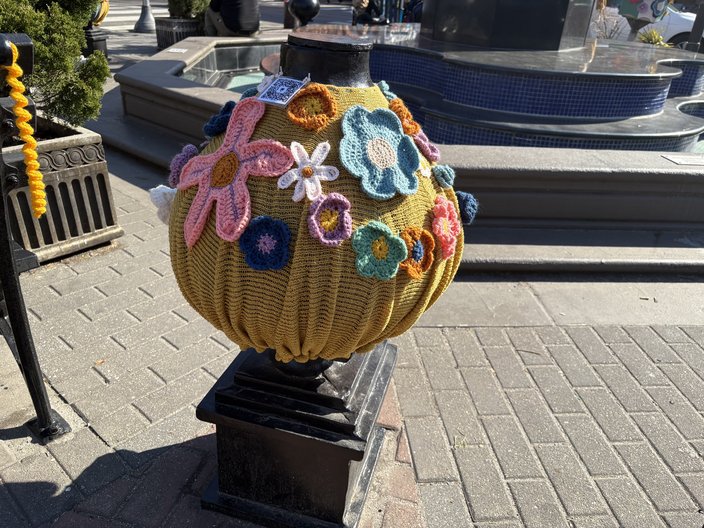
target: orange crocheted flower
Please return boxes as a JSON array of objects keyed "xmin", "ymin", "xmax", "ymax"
[
  {"xmin": 287, "ymin": 83, "xmax": 338, "ymax": 131},
  {"xmin": 399, "ymin": 226, "xmax": 435, "ymax": 279},
  {"xmin": 389, "ymin": 98, "xmax": 421, "ymax": 136}
]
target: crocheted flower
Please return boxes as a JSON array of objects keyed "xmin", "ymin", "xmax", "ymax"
[
  {"xmin": 287, "ymin": 83, "xmax": 338, "ymax": 131},
  {"xmin": 377, "ymin": 80, "xmax": 397, "ymax": 101},
  {"xmin": 389, "ymin": 98, "xmax": 421, "ymax": 136},
  {"xmin": 413, "ymin": 129, "xmax": 441, "ymax": 163},
  {"xmin": 203, "ymin": 101, "xmax": 236, "ymax": 138},
  {"xmin": 432, "ymin": 164, "xmax": 455, "ymax": 189},
  {"xmin": 308, "ymin": 193, "xmax": 352, "ymax": 247},
  {"xmin": 239, "ymin": 216, "xmax": 291, "ymax": 271},
  {"xmin": 456, "ymin": 191, "xmax": 479, "ymax": 225},
  {"xmin": 399, "ymin": 226, "xmax": 435, "ymax": 279},
  {"xmin": 178, "ymin": 97, "xmax": 294, "ymax": 248},
  {"xmin": 241, "ymin": 87, "xmax": 259, "ymax": 99},
  {"xmin": 168, "ymin": 144, "xmax": 198, "ymax": 188},
  {"xmin": 432, "ymin": 195, "xmax": 462, "ymax": 260},
  {"xmin": 149, "ymin": 185, "xmax": 177, "ymax": 225},
  {"xmin": 277, "ymin": 142, "xmax": 339, "ymax": 202},
  {"xmin": 352, "ymin": 221, "xmax": 407, "ymax": 280},
  {"xmin": 340, "ymin": 106, "xmax": 420, "ymax": 200}
]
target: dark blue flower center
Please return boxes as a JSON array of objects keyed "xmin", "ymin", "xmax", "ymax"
[{"xmin": 411, "ymin": 240, "xmax": 424, "ymax": 262}]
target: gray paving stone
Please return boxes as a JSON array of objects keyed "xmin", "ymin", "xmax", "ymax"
[
  {"xmin": 133, "ymin": 369, "xmax": 214, "ymax": 423},
  {"xmin": 405, "ymin": 417, "xmax": 458, "ymax": 482},
  {"xmin": 651, "ymin": 326, "xmax": 693, "ymax": 344},
  {"xmin": 202, "ymin": 353, "xmax": 239, "ymax": 380},
  {"xmin": 569, "ymin": 516, "xmax": 620, "ymax": 528},
  {"xmin": 482, "ymin": 416, "xmax": 543, "ymax": 479},
  {"xmin": 678, "ymin": 474, "xmax": 704, "ymax": 510},
  {"xmin": 444, "ymin": 327, "xmax": 488, "ymax": 367},
  {"xmin": 534, "ymin": 326, "xmax": 572, "ymax": 346},
  {"xmin": 508, "ymin": 480, "xmax": 568, "ymax": 528},
  {"xmin": 418, "ymin": 482, "xmax": 472, "ymax": 528},
  {"xmin": 594, "ymin": 365, "xmax": 658, "ymax": 412},
  {"xmin": 548, "ymin": 345, "xmax": 602, "ymax": 387},
  {"xmin": 692, "ymin": 440, "xmax": 704, "ymax": 458},
  {"xmin": 435, "ymin": 390, "xmax": 485, "ymax": 446},
  {"xmin": 30, "ymin": 287, "xmax": 106, "ymax": 321},
  {"xmin": 557, "ymin": 414, "xmax": 625, "ymax": 476},
  {"xmin": 91, "ymin": 404, "xmax": 151, "ymax": 446},
  {"xmin": 139, "ymin": 276, "xmax": 180, "ymax": 299},
  {"xmin": 111, "ymin": 311, "xmax": 186, "ymax": 349},
  {"xmin": 592, "ymin": 325, "xmax": 633, "ymax": 344},
  {"xmin": 681, "ymin": 326, "xmax": 704, "ymax": 349},
  {"xmin": 117, "ymin": 447, "xmax": 203, "ymax": 527},
  {"xmin": 534, "ymin": 444, "xmax": 608, "ymax": 516},
  {"xmin": 475, "ymin": 327, "xmax": 510, "ymax": 347},
  {"xmin": 108, "ymin": 248, "xmax": 169, "ymax": 276},
  {"xmin": 454, "ymin": 445, "xmax": 518, "ymax": 522},
  {"xmin": 659, "ymin": 364, "xmax": 704, "ymax": 411},
  {"xmin": 50, "ymin": 267, "xmax": 120, "ymax": 296},
  {"xmin": 596, "ymin": 477, "xmax": 667, "ymax": 528},
  {"xmin": 662, "ymin": 513, "xmax": 704, "ymax": 528},
  {"xmin": 389, "ymin": 332, "xmax": 422, "ymax": 369},
  {"xmin": 610, "ymin": 343, "xmax": 671, "ymax": 387},
  {"xmin": 52, "ymin": 511, "xmax": 134, "ymax": 528},
  {"xmin": 632, "ymin": 413, "xmax": 704, "ymax": 474},
  {"xmin": 1, "ymin": 453, "xmax": 83, "ymax": 525},
  {"xmin": 474, "ymin": 523, "xmax": 522, "ymax": 528},
  {"xmin": 74, "ymin": 474, "xmax": 140, "ymax": 517},
  {"xmin": 578, "ymin": 388, "xmax": 643, "ymax": 442},
  {"xmin": 624, "ymin": 326, "xmax": 682, "ymax": 364},
  {"xmin": 79, "ymin": 287, "xmax": 152, "ymax": 321},
  {"xmin": 419, "ymin": 346, "xmax": 465, "ymax": 391},
  {"xmin": 529, "ymin": 366, "xmax": 585, "ymax": 414},
  {"xmin": 506, "ymin": 327, "xmax": 552, "ymax": 365},
  {"xmin": 0, "ymin": 443, "xmax": 14, "ymax": 470},
  {"xmin": 506, "ymin": 389, "xmax": 565, "ymax": 443},
  {"xmin": 47, "ymin": 428, "xmax": 125, "ymax": 495},
  {"xmin": 648, "ymin": 387, "xmax": 704, "ymax": 440},
  {"xmin": 95, "ymin": 267, "xmax": 166, "ymax": 298},
  {"xmin": 149, "ymin": 339, "xmax": 228, "ymax": 384},
  {"xmin": 413, "ymin": 327, "xmax": 449, "ymax": 349},
  {"xmin": 95, "ymin": 338, "xmax": 178, "ymax": 378},
  {"xmin": 669, "ymin": 342, "xmax": 704, "ymax": 380},
  {"xmin": 161, "ymin": 493, "xmax": 239, "ymax": 528},
  {"xmin": 171, "ymin": 303, "xmax": 201, "ymax": 323},
  {"xmin": 0, "ymin": 484, "xmax": 28, "ymax": 528},
  {"xmin": 461, "ymin": 368, "xmax": 511, "ymax": 415},
  {"xmin": 567, "ymin": 327, "xmax": 619, "ymax": 364},
  {"xmin": 616, "ymin": 443, "xmax": 695, "ymax": 512},
  {"xmin": 161, "ymin": 317, "xmax": 221, "ymax": 351},
  {"xmin": 393, "ymin": 368, "xmax": 436, "ymax": 417},
  {"xmin": 125, "ymin": 290, "xmax": 186, "ymax": 325},
  {"xmin": 484, "ymin": 347, "xmax": 533, "ymax": 389}
]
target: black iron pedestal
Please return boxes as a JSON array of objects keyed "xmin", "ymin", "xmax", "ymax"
[{"xmin": 196, "ymin": 341, "xmax": 397, "ymax": 528}]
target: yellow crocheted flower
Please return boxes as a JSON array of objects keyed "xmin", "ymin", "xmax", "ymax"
[
  {"xmin": 389, "ymin": 98, "xmax": 421, "ymax": 136},
  {"xmin": 399, "ymin": 226, "xmax": 435, "ymax": 279},
  {"xmin": 287, "ymin": 83, "xmax": 338, "ymax": 131}
]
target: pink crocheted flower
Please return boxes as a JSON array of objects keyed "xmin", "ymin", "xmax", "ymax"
[
  {"xmin": 308, "ymin": 193, "xmax": 352, "ymax": 247},
  {"xmin": 177, "ymin": 98, "xmax": 294, "ymax": 248},
  {"xmin": 432, "ymin": 195, "xmax": 461, "ymax": 259},
  {"xmin": 413, "ymin": 130, "xmax": 440, "ymax": 163}
]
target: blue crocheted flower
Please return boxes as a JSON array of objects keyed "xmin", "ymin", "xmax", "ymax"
[
  {"xmin": 456, "ymin": 191, "xmax": 479, "ymax": 225},
  {"xmin": 377, "ymin": 81, "xmax": 397, "ymax": 101},
  {"xmin": 203, "ymin": 101, "xmax": 236, "ymax": 138},
  {"xmin": 432, "ymin": 165, "xmax": 455, "ymax": 189},
  {"xmin": 340, "ymin": 106, "xmax": 420, "ymax": 200},
  {"xmin": 239, "ymin": 216, "xmax": 291, "ymax": 271},
  {"xmin": 352, "ymin": 221, "xmax": 407, "ymax": 280}
]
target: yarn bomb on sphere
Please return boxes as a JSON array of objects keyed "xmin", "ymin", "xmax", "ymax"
[{"xmin": 168, "ymin": 82, "xmax": 473, "ymax": 363}]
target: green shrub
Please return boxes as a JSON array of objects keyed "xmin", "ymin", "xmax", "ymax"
[
  {"xmin": 0, "ymin": 0, "xmax": 110, "ymax": 126},
  {"xmin": 168, "ymin": 0, "xmax": 209, "ymax": 18},
  {"xmin": 638, "ymin": 28, "xmax": 671, "ymax": 47}
]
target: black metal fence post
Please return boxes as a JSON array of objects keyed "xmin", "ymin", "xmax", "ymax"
[{"xmin": 0, "ymin": 34, "xmax": 70, "ymax": 442}]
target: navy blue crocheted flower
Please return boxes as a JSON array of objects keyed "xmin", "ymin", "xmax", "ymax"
[
  {"xmin": 241, "ymin": 87, "xmax": 259, "ymax": 99},
  {"xmin": 432, "ymin": 165, "xmax": 455, "ymax": 189},
  {"xmin": 340, "ymin": 106, "xmax": 420, "ymax": 200},
  {"xmin": 456, "ymin": 191, "xmax": 479, "ymax": 225},
  {"xmin": 203, "ymin": 101, "xmax": 236, "ymax": 138},
  {"xmin": 239, "ymin": 216, "xmax": 291, "ymax": 270}
]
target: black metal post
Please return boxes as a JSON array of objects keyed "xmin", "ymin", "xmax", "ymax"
[{"xmin": 0, "ymin": 34, "xmax": 69, "ymax": 442}]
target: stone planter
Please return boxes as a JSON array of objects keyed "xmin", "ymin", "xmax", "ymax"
[
  {"xmin": 155, "ymin": 17, "xmax": 202, "ymax": 50},
  {"xmin": 3, "ymin": 118, "xmax": 123, "ymax": 263}
]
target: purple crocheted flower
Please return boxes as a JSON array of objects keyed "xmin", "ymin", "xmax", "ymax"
[
  {"xmin": 308, "ymin": 193, "xmax": 352, "ymax": 247},
  {"xmin": 168, "ymin": 144, "xmax": 198, "ymax": 188},
  {"xmin": 239, "ymin": 216, "xmax": 291, "ymax": 270},
  {"xmin": 413, "ymin": 129, "xmax": 440, "ymax": 163}
]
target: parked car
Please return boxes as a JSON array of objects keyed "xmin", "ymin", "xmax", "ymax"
[{"xmin": 591, "ymin": 5, "xmax": 700, "ymax": 48}]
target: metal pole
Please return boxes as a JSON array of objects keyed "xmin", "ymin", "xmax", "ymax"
[
  {"xmin": 685, "ymin": 3, "xmax": 704, "ymax": 53},
  {"xmin": 134, "ymin": 0, "xmax": 156, "ymax": 33}
]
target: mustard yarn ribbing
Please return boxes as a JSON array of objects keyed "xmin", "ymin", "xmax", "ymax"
[
  {"xmin": 2, "ymin": 43, "xmax": 46, "ymax": 218},
  {"xmin": 170, "ymin": 85, "xmax": 463, "ymax": 363}
]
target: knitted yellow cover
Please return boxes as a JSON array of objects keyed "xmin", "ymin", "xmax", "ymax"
[{"xmin": 169, "ymin": 82, "xmax": 471, "ymax": 363}]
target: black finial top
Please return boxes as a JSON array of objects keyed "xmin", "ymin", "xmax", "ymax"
[{"xmin": 288, "ymin": 0, "xmax": 321, "ymax": 26}]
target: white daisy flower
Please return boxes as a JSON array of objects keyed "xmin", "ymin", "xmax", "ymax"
[{"xmin": 278, "ymin": 141, "xmax": 339, "ymax": 202}]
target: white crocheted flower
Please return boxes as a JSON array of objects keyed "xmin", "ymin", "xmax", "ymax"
[
  {"xmin": 149, "ymin": 185, "xmax": 177, "ymax": 225},
  {"xmin": 277, "ymin": 141, "xmax": 339, "ymax": 202}
]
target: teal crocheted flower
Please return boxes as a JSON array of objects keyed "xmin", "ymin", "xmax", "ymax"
[
  {"xmin": 352, "ymin": 221, "xmax": 408, "ymax": 280},
  {"xmin": 377, "ymin": 80, "xmax": 397, "ymax": 101},
  {"xmin": 340, "ymin": 106, "xmax": 420, "ymax": 200},
  {"xmin": 432, "ymin": 165, "xmax": 455, "ymax": 188}
]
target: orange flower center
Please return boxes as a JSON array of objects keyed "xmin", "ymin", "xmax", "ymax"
[
  {"xmin": 302, "ymin": 166, "xmax": 315, "ymax": 178},
  {"xmin": 211, "ymin": 153, "xmax": 240, "ymax": 188}
]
